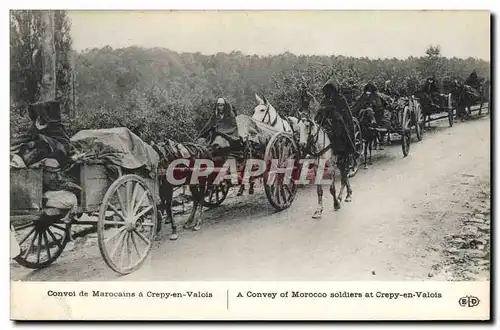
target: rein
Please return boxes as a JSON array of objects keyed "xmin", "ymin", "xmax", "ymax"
[{"xmin": 300, "ymin": 118, "xmax": 332, "ymax": 158}]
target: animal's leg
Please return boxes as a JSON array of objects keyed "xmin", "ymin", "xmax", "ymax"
[
  {"xmin": 164, "ymin": 184, "xmax": 178, "ymax": 240},
  {"xmin": 184, "ymin": 199, "xmax": 197, "ymax": 229},
  {"xmin": 312, "ymin": 184, "xmax": 323, "ymax": 219},
  {"xmin": 237, "ymin": 184, "xmax": 245, "ymax": 196},
  {"xmin": 193, "ymin": 201, "xmax": 204, "ymax": 231},
  {"xmin": 363, "ymin": 141, "xmax": 368, "ymax": 169},
  {"xmin": 248, "ymin": 180, "xmax": 255, "ymax": 195},
  {"xmin": 344, "ymin": 160, "xmax": 353, "ymax": 202},
  {"xmin": 345, "ymin": 178, "xmax": 353, "ymax": 202},
  {"xmin": 378, "ymin": 132, "xmax": 385, "ymax": 150},
  {"xmin": 329, "ymin": 165, "xmax": 340, "ymax": 210},
  {"xmin": 368, "ymin": 140, "xmax": 373, "ymax": 165},
  {"xmin": 337, "ymin": 157, "xmax": 346, "ymax": 201}
]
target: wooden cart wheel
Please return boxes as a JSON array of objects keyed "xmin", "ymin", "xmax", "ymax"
[
  {"xmin": 199, "ymin": 181, "xmax": 230, "ymax": 208},
  {"xmin": 401, "ymin": 105, "xmax": 411, "ymax": 157},
  {"xmin": 414, "ymin": 100, "xmax": 424, "ymax": 142},
  {"xmin": 348, "ymin": 117, "xmax": 364, "ymax": 178},
  {"xmin": 263, "ymin": 132, "xmax": 299, "ymax": 211},
  {"xmin": 13, "ymin": 215, "xmax": 71, "ymax": 269},
  {"xmin": 98, "ymin": 174, "xmax": 158, "ymax": 275},
  {"xmin": 447, "ymin": 93, "xmax": 454, "ymax": 127}
]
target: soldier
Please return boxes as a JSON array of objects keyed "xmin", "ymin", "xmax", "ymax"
[
  {"xmin": 465, "ymin": 70, "xmax": 481, "ymax": 92},
  {"xmin": 299, "ymin": 83, "xmax": 313, "ymax": 114},
  {"xmin": 353, "ymin": 82, "xmax": 392, "ymax": 131},
  {"xmin": 314, "ymin": 76, "xmax": 356, "ymax": 156},
  {"xmin": 421, "ymin": 76, "xmax": 442, "ymax": 108},
  {"xmin": 197, "ymin": 97, "xmax": 237, "ymax": 141}
]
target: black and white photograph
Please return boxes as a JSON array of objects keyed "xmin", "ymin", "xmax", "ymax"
[{"xmin": 7, "ymin": 7, "xmax": 492, "ymax": 321}]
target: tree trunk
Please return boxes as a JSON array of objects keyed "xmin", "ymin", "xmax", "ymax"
[{"xmin": 38, "ymin": 10, "xmax": 56, "ymax": 102}]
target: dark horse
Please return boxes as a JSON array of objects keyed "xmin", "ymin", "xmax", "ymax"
[
  {"xmin": 357, "ymin": 107, "xmax": 379, "ymax": 168},
  {"xmin": 152, "ymin": 140, "xmax": 213, "ymax": 240},
  {"xmin": 450, "ymin": 79, "xmax": 489, "ymax": 120}
]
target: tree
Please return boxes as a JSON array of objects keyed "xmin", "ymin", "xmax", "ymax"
[
  {"xmin": 10, "ymin": 10, "xmax": 73, "ymax": 112},
  {"xmin": 54, "ymin": 10, "xmax": 73, "ymax": 114},
  {"xmin": 38, "ymin": 10, "xmax": 56, "ymax": 102},
  {"xmin": 420, "ymin": 45, "xmax": 444, "ymax": 80}
]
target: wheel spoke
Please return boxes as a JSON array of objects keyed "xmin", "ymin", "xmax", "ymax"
[
  {"xmin": 126, "ymin": 181, "xmax": 133, "ymax": 215},
  {"xmin": 115, "ymin": 187, "xmax": 128, "ymax": 218},
  {"xmin": 274, "ymin": 181, "xmax": 281, "ymax": 205},
  {"xmin": 130, "ymin": 232, "xmax": 141, "ymax": 258},
  {"xmin": 135, "ymin": 230, "xmax": 151, "ymax": 246},
  {"xmin": 43, "ymin": 231, "xmax": 51, "ymax": 261},
  {"xmin": 208, "ymin": 188, "xmax": 215, "ymax": 203},
  {"xmin": 23, "ymin": 231, "xmax": 38, "ymax": 258},
  {"xmin": 280, "ymin": 185, "xmax": 288, "ymax": 203},
  {"xmin": 120, "ymin": 232, "xmax": 130, "ymax": 269},
  {"xmin": 215, "ymin": 187, "xmax": 220, "ymax": 203},
  {"xmin": 108, "ymin": 203, "xmax": 127, "ymax": 222},
  {"xmin": 104, "ymin": 220, "xmax": 127, "ymax": 226},
  {"xmin": 134, "ymin": 205, "xmax": 153, "ymax": 221},
  {"xmin": 110, "ymin": 229, "xmax": 127, "ymax": 260},
  {"xmin": 51, "ymin": 224, "xmax": 67, "ymax": 232},
  {"xmin": 284, "ymin": 183, "xmax": 292, "ymax": 196},
  {"xmin": 129, "ymin": 182, "xmax": 140, "ymax": 215},
  {"xmin": 106, "ymin": 226, "xmax": 126, "ymax": 244},
  {"xmin": 36, "ymin": 232, "xmax": 42, "ymax": 264},
  {"xmin": 133, "ymin": 190, "xmax": 148, "ymax": 216},
  {"xmin": 18, "ymin": 226, "xmax": 36, "ymax": 246},
  {"xmin": 47, "ymin": 227, "xmax": 64, "ymax": 249}
]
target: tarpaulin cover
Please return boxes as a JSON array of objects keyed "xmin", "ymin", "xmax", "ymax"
[
  {"xmin": 70, "ymin": 127, "xmax": 160, "ymax": 173},
  {"xmin": 200, "ymin": 114, "xmax": 281, "ymax": 156}
]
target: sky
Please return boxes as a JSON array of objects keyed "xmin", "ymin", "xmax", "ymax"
[{"xmin": 67, "ymin": 10, "xmax": 489, "ymax": 60}]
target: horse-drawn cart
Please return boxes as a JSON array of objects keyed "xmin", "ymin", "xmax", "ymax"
[
  {"xmin": 193, "ymin": 115, "xmax": 301, "ymax": 211},
  {"xmin": 416, "ymin": 92, "xmax": 454, "ymax": 128},
  {"xmin": 10, "ymin": 127, "xmax": 161, "ymax": 275},
  {"xmin": 391, "ymin": 95, "xmax": 425, "ymax": 156}
]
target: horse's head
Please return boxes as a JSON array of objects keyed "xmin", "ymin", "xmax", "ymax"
[
  {"xmin": 252, "ymin": 93, "xmax": 277, "ymax": 125},
  {"xmin": 297, "ymin": 116, "xmax": 318, "ymax": 151},
  {"xmin": 358, "ymin": 107, "xmax": 376, "ymax": 127}
]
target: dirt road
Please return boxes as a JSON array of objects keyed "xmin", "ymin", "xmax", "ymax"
[{"xmin": 10, "ymin": 113, "xmax": 491, "ymax": 282}]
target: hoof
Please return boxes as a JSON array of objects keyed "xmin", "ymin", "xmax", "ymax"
[
  {"xmin": 312, "ymin": 210, "xmax": 322, "ymax": 219},
  {"xmin": 183, "ymin": 223, "xmax": 192, "ymax": 229},
  {"xmin": 345, "ymin": 196, "xmax": 352, "ymax": 202},
  {"xmin": 334, "ymin": 203, "xmax": 341, "ymax": 211},
  {"xmin": 363, "ymin": 165, "xmax": 368, "ymax": 169},
  {"xmin": 169, "ymin": 233, "xmax": 179, "ymax": 241},
  {"xmin": 236, "ymin": 191, "xmax": 243, "ymax": 196},
  {"xmin": 193, "ymin": 225, "xmax": 201, "ymax": 231},
  {"xmin": 249, "ymin": 189, "xmax": 254, "ymax": 195}
]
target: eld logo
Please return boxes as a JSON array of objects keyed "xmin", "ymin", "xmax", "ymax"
[{"xmin": 459, "ymin": 295, "xmax": 480, "ymax": 308}]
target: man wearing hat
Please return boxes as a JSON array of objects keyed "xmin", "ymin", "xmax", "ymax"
[
  {"xmin": 421, "ymin": 76, "xmax": 442, "ymax": 109},
  {"xmin": 11, "ymin": 99, "xmax": 71, "ymax": 167},
  {"xmin": 10, "ymin": 99, "xmax": 79, "ymax": 224},
  {"xmin": 197, "ymin": 97, "xmax": 237, "ymax": 142},
  {"xmin": 353, "ymin": 82, "xmax": 392, "ymax": 131},
  {"xmin": 314, "ymin": 75, "xmax": 356, "ymax": 156}
]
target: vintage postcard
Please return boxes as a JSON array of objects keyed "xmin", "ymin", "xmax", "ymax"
[{"xmin": 8, "ymin": 9, "xmax": 491, "ymax": 321}]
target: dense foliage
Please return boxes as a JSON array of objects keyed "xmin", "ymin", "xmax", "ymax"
[{"xmin": 10, "ymin": 12, "xmax": 490, "ymax": 144}]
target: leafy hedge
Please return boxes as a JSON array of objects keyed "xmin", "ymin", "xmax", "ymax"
[{"xmin": 11, "ymin": 46, "xmax": 490, "ymax": 143}]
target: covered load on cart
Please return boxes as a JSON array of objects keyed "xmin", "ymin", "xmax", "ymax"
[
  {"xmin": 10, "ymin": 109, "xmax": 161, "ymax": 275},
  {"xmin": 197, "ymin": 114, "xmax": 282, "ymax": 159},
  {"xmin": 194, "ymin": 114, "xmax": 300, "ymax": 211}
]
